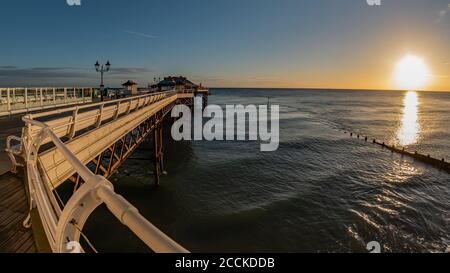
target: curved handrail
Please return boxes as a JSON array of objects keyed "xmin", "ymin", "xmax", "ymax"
[
  {"xmin": 22, "ymin": 115, "xmax": 188, "ymax": 253},
  {"xmin": 5, "ymin": 135, "xmax": 24, "ymax": 173}
]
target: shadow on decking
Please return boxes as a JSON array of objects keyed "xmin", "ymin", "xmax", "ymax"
[{"xmin": 0, "ymin": 171, "xmax": 37, "ymax": 253}]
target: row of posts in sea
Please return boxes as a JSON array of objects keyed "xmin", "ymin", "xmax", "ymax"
[{"xmin": 340, "ymin": 129, "xmax": 450, "ymax": 174}]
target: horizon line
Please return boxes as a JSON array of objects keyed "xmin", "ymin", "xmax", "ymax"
[
  {"xmin": 207, "ymin": 87, "xmax": 450, "ymax": 93},
  {"xmin": 0, "ymin": 85, "xmax": 449, "ymax": 93}
]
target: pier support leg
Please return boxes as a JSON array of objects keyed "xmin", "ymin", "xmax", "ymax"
[
  {"xmin": 203, "ymin": 94, "xmax": 208, "ymax": 110},
  {"xmin": 153, "ymin": 125, "xmax": 164, "ymax": 187}
]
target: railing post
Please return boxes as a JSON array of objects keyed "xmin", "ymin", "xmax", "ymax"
[
  {"xmin": 73, "ymin": 87, "xmax": 76, "ymax": 101},
  {"xmin": 68, "ymin": 107, "xmax": 79, "ymax": 140},
  {"xmin": 7, "ymin": 88, "xmax": 11, "ymax": 112},
  {"xmin": 12, "ymin": 88, "xmax": 15, "ymax": 103},
  {"xmin": 126, "ymin": 100, "xmax": 132, "ymax": 115},
  {"xmin": 25, "ymin": 88, "xmax": 28, "ymax": 109},
  {"xmin": 40, "ymin": 88, "xmax": 43, "ymax": 107},
  {"xmin": 53, "ymin": 88, "xmax": 56, "ymax": 105},
  {"xmin": 114, "ymin": 101, "xmax": 121, "ymax": 120},
  {"xmin": 64, "ymin": 88, "xmax": 67, "ymax": 104},
  {"xmin": 95, "ymin": 104, "xmax": 104, "ymax": 128}
]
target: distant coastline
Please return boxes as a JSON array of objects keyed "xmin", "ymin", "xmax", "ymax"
[{"xmin": 209, "ymin": 87, "xmax": 450, "ymax": 93}]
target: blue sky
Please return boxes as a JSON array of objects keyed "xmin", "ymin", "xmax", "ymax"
[{"xmin": 0, "ymin": 0, "xmax": 449, "ymax": 90}]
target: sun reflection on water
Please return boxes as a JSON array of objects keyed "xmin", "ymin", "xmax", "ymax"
[
  {"xmin": 397, "ymin": 91, "xmax": 420, "ymax": 146},
  {"xmin": 383, "ymin": 159, "xmax": 423, "ymax": 184}
]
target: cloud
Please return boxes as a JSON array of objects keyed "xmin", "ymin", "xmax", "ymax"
[
  {"xmin": 0, "ymin": 66, "xmax": 154, "ymax": 86},
  {"xmin": 0, "ymin": 66, "xmax": 152, "ymax": 78},
  {"xmin": 30, "ymin": 67, "xmax": 76, "ymax": 71},
  {"xmin": 124, "ymin": 30, "xmax": 156, "ymax": 39},
  {"xmin": 434, "ymin": 7, "xmax": 450, "ymax": 23},
  {"xmin": 0, "ymin": 66, "xmax": 18, "ymax": 69},
  {"xmin": 0, "ymin": 67, "xmax": 91, "ymax": 79},
  {"xmin": 432, "ymin": 74, "xmax": 449, "ymax": 79},
  {"xmin": 188, "ymin": 74, "xmax": 286, "ymax": 87},
  {"xmin": 110, "ymin": 67, "xmax": 153, "ymax": 75}
]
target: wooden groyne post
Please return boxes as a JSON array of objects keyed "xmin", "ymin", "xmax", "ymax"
[{"xmin": 344, "ymin": 130, "xmax": 450, "ymax": 173}]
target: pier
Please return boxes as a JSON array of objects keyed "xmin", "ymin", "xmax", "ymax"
[{"xmin": 0, "ymin": 86, "xmax": 208, "ymax": 253}]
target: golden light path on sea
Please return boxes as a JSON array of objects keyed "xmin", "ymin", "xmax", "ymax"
[{"xmin": 397, "ymin": 91, "xmax": 420, "ymax": 146}]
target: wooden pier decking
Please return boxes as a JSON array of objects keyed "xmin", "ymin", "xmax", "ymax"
[
  {"xmin": 0, "ymin": 172, "xmax": 36, "ymax": 253},
  {"xmin": 0, "ymin": 115, "xmax": 36, "ymax": 253}
]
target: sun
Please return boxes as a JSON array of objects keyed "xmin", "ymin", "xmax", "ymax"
[{"xmin": 394, "ymin": 55, "xmax": 431, "ymax": 90}]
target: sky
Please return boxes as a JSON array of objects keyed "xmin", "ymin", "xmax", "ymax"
[{"xmin": 0, "ymin": 0, "xmax": 449, "ymax": 91}]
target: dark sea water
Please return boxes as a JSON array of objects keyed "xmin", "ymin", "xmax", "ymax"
[{"xmin": 86, "ymin": 89, "xmax": 450, "ymax": 253}]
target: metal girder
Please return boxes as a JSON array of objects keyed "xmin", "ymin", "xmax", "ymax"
[
  {"xmin": 67, "ymin": 101, "xmax": 175, "ymax": 187},
  {"xmin": 177, "ymin": 98, "xmax": 193, "ymax": 106},
  {"xmin": 153, "ymin": 125, "xmax": 164, "ymax": 187}
]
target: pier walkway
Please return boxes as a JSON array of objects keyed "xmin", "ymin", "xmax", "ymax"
[
  {"xmin": 0, "ymin": 114, "xmax": 37, "ymax": 252},
  {"xmin": 1, "ymin": 88, "xmax": 208, "ymax": 253},
  {"xmin": 0, "ymin": 172, "xmax": 36, "ymax": 253}
]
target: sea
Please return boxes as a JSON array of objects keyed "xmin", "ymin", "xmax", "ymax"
[{"xmin": 85, "ymin": 88, "xmax": 450, "ymax": 253}]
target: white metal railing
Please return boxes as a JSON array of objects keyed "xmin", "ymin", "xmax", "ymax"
[
  {"xmin": 0, "ymin": 87, "xmax": 93, "ymax": 117},
  {"xmin": 5, "ymin": 90, "xmax": 178, "ymax": 176},
  {"xmin": 26, "ymin": 90, "xmax": 178, "ymax": 148},
  {"xmin": 29, "ymin": 90, "xmax": 176, "ymax": 119},
  {"xmin": 6, "ymin": 90, "xmax": 188, "ymax": 253}
]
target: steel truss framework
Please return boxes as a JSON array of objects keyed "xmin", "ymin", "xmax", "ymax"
[
  {"xmin": 177, "ymin": 97, "xmax": 194, "ymax": 107},
  {"xmin": 177, "ymin": 95, "xmax": 207, "ymax": 108},
  {"xmin": 68, "ymin": 100, "xmax": 180, "ymax": 192}
]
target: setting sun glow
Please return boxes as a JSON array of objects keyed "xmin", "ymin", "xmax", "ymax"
[{"xmin": 394, "ymin": 55, "xmax": 431, "ymax": 91}]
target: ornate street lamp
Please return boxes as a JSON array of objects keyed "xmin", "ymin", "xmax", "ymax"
[{"xmin": 95, "ymin": 60, "xmax": 111, "ymax": 101}]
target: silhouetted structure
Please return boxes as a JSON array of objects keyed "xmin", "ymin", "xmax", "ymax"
[
  {"xmin": 151, "ymin": 76, "xmax": 199, "ymax": 92},
  {"xmin": 122, "ymin": 80, "xmax": 138, "ymax": 95}
]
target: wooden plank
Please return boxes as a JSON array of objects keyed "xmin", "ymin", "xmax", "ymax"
[
  {"xmin": 0, "ymin": 173, "xmax": 36, "ymax": 253},
  {"xmin": 17, "ymin": 234, "xmax": 37, "ymax": 253}
]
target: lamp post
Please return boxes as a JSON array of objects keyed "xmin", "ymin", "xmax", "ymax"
[{"xmin": 95, "ymin": 60, "xmax": 111, "ymax": 101}]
